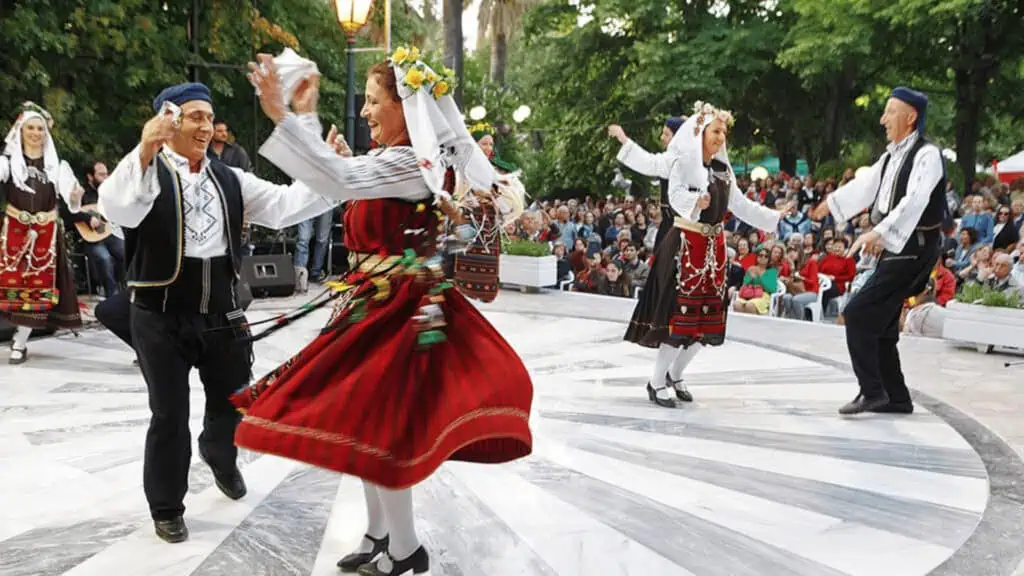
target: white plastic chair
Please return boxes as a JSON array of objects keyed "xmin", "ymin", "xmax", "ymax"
[
  {"xmin": 807, "ymin": 273, "xmax": 832, "ymax": 322},
  {"xmin": 559, "ymin": 270, "xmax": 574, "ymax": 291},
  {"xmin": 768, "ymin": 280, "xmax": 787, "ymax": 317}
]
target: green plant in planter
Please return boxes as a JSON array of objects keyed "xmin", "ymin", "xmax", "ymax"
[
  {"xmin": 503, "ymin": 239, "xmax": 551, "ymax": 257},
  {"xmin": 955, "ymin": 282, "xmax": 1023, "ymax": 309}
]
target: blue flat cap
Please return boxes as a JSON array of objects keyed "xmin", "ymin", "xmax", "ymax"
[
  {"xmin": 890, "ymin": 86, "xmax": 928, "ymax": 135},
  {"xmin": 152, "ymin": 82, "xmax": 213, "ymax": 112},
  {"xmin": 665, "ymin": 116, "xmax": 685, "ymax": 135}
]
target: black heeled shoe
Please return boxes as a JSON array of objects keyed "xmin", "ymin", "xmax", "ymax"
[
  {"xmin": 338, "ymin": 534, "xmax": 389, "ymax": 572},
  {"xmin": 666, "ymin": 372, "xmax": 693, "ymax": 402},
  {"xmin": 357, "ymin": 546, "xmax": 429, "ymax": 575},
  {"xmin": 646, "ymin": 382, "xmax": 677, "ymax": 408}
]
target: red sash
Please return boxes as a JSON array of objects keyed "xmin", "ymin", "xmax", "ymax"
[{"xmin": 0, "ymin": 208, "xmax": 60, "ymax": 312}]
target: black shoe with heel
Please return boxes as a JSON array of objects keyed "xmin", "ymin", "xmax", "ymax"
[
  {"xmin": 198, "ymin": 445, "xmax": 247, "ymax": 500},
  {"xmin": 154, "ymin": 517, "xmax": 188, "ymax": 543},
  {"xmin": 666, "ymin": 372, "xmax": 693, "ymax": 402},
  {"xmin": 338, "ymin": 534, "xmax": 390, "ymax": 572},
  {"xmin": 357, "ymin": 546, "xmax": 430, "ymax": 575},
  {"xmin": 646, "ymin": 382, "xmax": 677, "ymax": 408}
]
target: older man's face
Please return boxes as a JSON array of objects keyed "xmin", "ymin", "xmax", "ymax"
[
  {"xmin": 170, "ymin": 100, "xmax": 215, "ymax": 164},
  {"xmin": 993, "ymin": 259, "xmax": 1011, "ymax": 279}
]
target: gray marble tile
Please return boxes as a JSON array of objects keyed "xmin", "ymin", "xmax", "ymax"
[
  {"xmin": 0, "ymin": 517, "xmax": 141, "ymax": 576},
  {"xmin": 0, "ymin": 403, "xmax": 78, "ymax": 417},
  {"xmin": 531, "ymin": 358, "xmax": 619, "ymax": 375},
  {"xmin": 517, "ymin": 458, "xmax": 848, "ymax": 576},
  {"xmin": 191, "ymin": 465, "xmax": 340, "ymax": 576},
  {"xmin": 572, "ymin": 437, "xmax": 979, "ymax": 549},
  {"xmin": 25, "ymin": 356, "xmax": 141, "ymax": 376},
  {"xmin": 50, "ymin": 381, "xmax": 146, "ymax": 394},
  {"xmin": 416, "ymin": 468, "xmax": 559, "ymax": 576},
  {"xmin": 541, "ymin": 410, "xmax": 987, "ymax": 478},
  {"xmin": 24, "ymin": 418, "xmax": 151, "ymax": 445}
]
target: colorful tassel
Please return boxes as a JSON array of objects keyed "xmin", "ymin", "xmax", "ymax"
[{"xmin": 417, "ymin": 329, "xmax": 447, "ymax": 347}]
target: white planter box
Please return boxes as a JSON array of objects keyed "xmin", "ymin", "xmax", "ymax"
[
  {"xmin": 499, "ymin": 255, "xmax": 557, "ymax": 288},
  {"xmin": 942, "ymin": 300, "xmax": 1024, "ymax": 353}
]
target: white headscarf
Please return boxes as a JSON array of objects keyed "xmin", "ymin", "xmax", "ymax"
[
  {"xmin": 393, "ymin": 61, "xmax": 497, "ymax": 202},
  {"xmin": 665, "ymin": 105, "xmax": 735, "ymax": 196},
  {"xmin": 3, "ymin": 109, "xmax": 62, "ymax": 194}
]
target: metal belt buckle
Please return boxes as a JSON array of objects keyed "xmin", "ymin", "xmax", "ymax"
[{"xmin": 16, "ymin": 211, "xmax": 32, "ymax": 225}]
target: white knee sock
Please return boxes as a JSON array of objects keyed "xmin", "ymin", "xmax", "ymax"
[
  {"xmin": 651, "ymin": 344, "xmax": 676, "ymax": 392},
  {"xmin": 669, "ymin": 344, "xmax": 701, "ymax": 383},
  {"xmin": 356, "ymin": 481, "xmax": 387, "ymax": 553},
  {"xmin": 378, "ymin": 486, "xmax": 420, "ymax": 560},
  {"xmin": 12, "ymin": 326, "xmax": 31, "ymax": 351}
]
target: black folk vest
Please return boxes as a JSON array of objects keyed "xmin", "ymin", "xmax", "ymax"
[
  {"xmin": 124, "ymin": 153, "xmax": 244, "ymax": 312},
  {"xmin": 871, "ymin": 136, "xmax": 947, "ymax": 230}
]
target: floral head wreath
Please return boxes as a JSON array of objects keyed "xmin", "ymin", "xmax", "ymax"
[
  {"xmin": 691, "ymin": 100, "xmax": 734, "ymax": 135},
  {"xmin": 389, "ymin": 46, "xmax": 458, "ymax": 100},
  {"xmin": 17, "ymin": 101, "xmax": 54, "ymax": 129},
  {"xmin": 468, "ymin": 121, "xmax": 494, "ymax": 136}
]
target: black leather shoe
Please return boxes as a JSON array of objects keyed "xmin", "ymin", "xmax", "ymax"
[
  {"xmin": 357, "ymin": 546, "xmax": 430, "ymax": 575},
  {"xmin": 838, "ymin": 394, "xmax": 890, "ymax": 415},
  {"xmin": 199, "ymin": 446, "xmax": 247, "ymax": 500},
  {"xmin": 666, "ymin": 372, "xmax": 693, "ymax": 402},
  {"xmin": 646, "ymin": 382, "xmax": 678, "ymax": 408},
  {"xmin": 869, "ymin": 401, "xmax": 914, "ymax": 414},
  {"xmin": 154, "ymin": 517, "xmax": 188, "ymax": 543},
  {"xmin": 338, "ymin": 534, "xmax": 389, "ymax": 572}
]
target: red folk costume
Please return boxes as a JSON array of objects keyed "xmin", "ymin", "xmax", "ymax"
[
  {"xmin": 0, "ymin": 105, "xmax": 82, "ymax": 332},
  {"xmin": 231, "ymin": 85, "xmax": 533, "ymax": 489}
]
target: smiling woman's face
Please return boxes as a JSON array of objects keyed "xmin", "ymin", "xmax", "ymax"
[{"xmin": 361, "ymin": 69, "xmax": 408, "ymax": 147}]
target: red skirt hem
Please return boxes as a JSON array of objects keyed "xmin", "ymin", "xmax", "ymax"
[{"xmin": 235, "ymin": 410, "xmax": 532, "ymax": 489}]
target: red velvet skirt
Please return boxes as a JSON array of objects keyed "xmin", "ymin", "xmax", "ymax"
[
  {"xmin": 668, "ymin": 229, "xmax": 728, "ymax": 342},
  {"xmin": 232, "ymin": 268, "xmax": 534, "ymax": 489}
]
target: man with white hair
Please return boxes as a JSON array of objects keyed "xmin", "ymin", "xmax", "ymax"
[
  {"xmin": 986, "ymin": 253, "xmax": 1019, "ymax": 293},
  {"xmin": 813, "ymin": 87, "xmax": 947, "ymax": 416}
]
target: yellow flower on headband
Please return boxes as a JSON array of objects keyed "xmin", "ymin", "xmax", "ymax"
[
  {"xmin": 405, "ymin": 68, "xmax": 426, "ymax": 90},
  {"xmin": 426, "ymin": 71, "xmax": 439, "ymax": 84},
  {"xmin": 432, "ymin": 80, "xmax": 450, "ymax": 99},
  {"xmin": 409, "ymin": 46, "xmax": 421, "ymax": 62},
  {"xmin": 391, "ymin": 46, "xmax": 409, "ymax": 65}
]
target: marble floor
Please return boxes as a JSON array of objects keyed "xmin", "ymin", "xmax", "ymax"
[{"xmin": 0, "ymin": 295, "xmax": 991, "ymax": 576}]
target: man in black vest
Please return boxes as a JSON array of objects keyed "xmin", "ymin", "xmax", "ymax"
[
  {"xmin": 98, "ymin": 81, "xmax": 335, "ymax": 543},
  {"xmin": 813, "ymin": 87, "xmax": 946, "ymax": 416}
]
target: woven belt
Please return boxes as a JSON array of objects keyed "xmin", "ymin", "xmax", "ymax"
[
  {"xmin": 674, "ymin": 217, "xmax": 722, "ymax": 237},
  {"xmin": 5, "ymin": 205, "xmax": 57, "ymax": 225},
  {"xmin": 347, "ymin": 251, "xmax": 441, "ymax": 275},
  {"xmin": 915, "ymin": 223, "xmax": 941, "ymax": 231}
]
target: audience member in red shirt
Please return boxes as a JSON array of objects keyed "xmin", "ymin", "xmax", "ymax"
[
  {"xmin": 736, "ymin": 237, "xmax": 756, "ymax": 269},
  {"xmin": 770, "ymin": 244, "xmax": 791, "ymax": 278},
  {"xmin": 932, "ymin": 261, "xmax": 956, "ymax": 306},
  {"xmin": 818, "ymin": 237, "xmax": 857, "ymax": 310}
]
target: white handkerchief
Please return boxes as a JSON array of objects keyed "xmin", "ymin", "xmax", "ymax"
[{"xmin": 274, "ymin": 48, "xmax": 320, "ymax": 105}]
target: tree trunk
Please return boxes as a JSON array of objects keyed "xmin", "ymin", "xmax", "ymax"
[
  {"xmin": 489, "ymin": 31, "xmax": 507, "ymax": 85},
  {"xmin": 820, "ymin": 65, "xmax": 856, "ymax": 164},
  {"xmin": 954, "ymin": 66, "xmax": 986, "ymax": 192},
  {"xmin": 443, "ymin": 0, "xmax": 464, "ymax": 107}
]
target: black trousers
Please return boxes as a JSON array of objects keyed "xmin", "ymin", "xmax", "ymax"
[
  {"xmin": 131, "ymin": 303, "xmax": 253, "ymax": 520},
  {"xmin": 94, "ymin": 290, "xmax": 133, "ymax": 349},
  {"xmin": 842, "ymin": 229, "xmax": 940, "ymax": 403}
]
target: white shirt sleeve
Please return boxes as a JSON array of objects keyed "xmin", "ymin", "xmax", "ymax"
[
  {"xmin": 56, "ymin": 160, "xmax": 83, "ymax": 213},
  {"xmin": 258, "ymin": 114, "xmax": 432, "ymax": 203},
  {"xmin": 232, "ymin": 168, "xmax": 337, "ymax": 230},
  {"xmin": 97, "ymin": 145, "xmax": 162, "ymax": 228},
  {"xmin": 616, "ymin": 139, "xmax": 674, "ymax": 179},
  {"xmin": 873, "ymin": 145, "xmax": 944, "ymax": 253},
  {"xmin": 0, "ymin": 156, "xmax": 9, "ymax": 183},
  {"xmin": 728, "ymin": 179, "xmax": 781, "ymax": 232},
  {"xmin": 667, "ymin": 157, "xmax": 701, "ymax": 222},
  {"xmin": 827, "ymin": 157, "xmax": 885, "ymax": 223}
]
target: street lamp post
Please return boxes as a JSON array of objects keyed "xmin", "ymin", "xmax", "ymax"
[{"xmin": 333, "ymin": 0, "xmax": 374, "ymax": 146}]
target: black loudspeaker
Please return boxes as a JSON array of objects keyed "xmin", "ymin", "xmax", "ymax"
[
  {"xmin": 235, "ymin": 280, "xmax": 254, "ymax": 311},
  {"xmin": 353, "ymin": 94, "xmax": 372, "ymax": 153},
  {"xmin": 241, "ymin": 254, "xmax": 295, "ymax": 298}
]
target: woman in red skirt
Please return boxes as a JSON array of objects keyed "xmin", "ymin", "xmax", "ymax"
[
  {"xmin": 623, "ymin": 103, "xmax": 782, "ymax": 408},
  {"xmin": 237, "ymin": 49, "xmax": 533, "ymax": 575}
]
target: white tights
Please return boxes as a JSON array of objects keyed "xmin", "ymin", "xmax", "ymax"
[
  {"xmin": 650, "ymin": 343, "xmax": 701, "ymax": 396},
  {"xmin": 359, "ymin": 481, "xmax": 420, "ymax": 561},
  {"xmin": 11, "ymin": 326, "xmax": 31, "ymax": 351},
  {"xmin": 669, "ymin": 344, "xmax": 701, "ymax": 381}
]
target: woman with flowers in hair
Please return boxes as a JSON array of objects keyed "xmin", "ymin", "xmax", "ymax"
[
  {"xmin": 234, "ymin": 48, "xmax": 533, "ymax": 576},
  {"xmin": 0, "ymin": 102, "xmax": 84, "ymax": 364},
  {"xmin": 623, "ymin": 102, "xmax": 782, "ymax": 408},
  {"xmin": 449, "ymin": 121, "xmax": 526, "ymax": 301}
]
